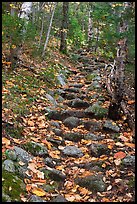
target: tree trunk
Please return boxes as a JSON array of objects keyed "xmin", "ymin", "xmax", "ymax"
[
  {"xmin": 108, "ymin": 3, "xmax": 129, "ymax": 120},
  {"xmin": 42, "ymin": 2, "xmax": 57, "ymax": 57},
  {"xmin": 60, "ymin": 2, "xmax": 69, "ymax": 54}
]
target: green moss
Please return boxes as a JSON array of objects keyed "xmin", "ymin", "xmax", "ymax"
[
  {"xmin": 21, "ymin": 142, "xmax": 42, "ymax": 155},
  {"xmin": 86, "ymin": 73, "xmax": 97, "ymax": 81},
  {"xmin": 2, "ymin": 170, "xmax": 26, "ymax": 202},
  {"xmin": 128, "ymin": 176, "xmax": 135, "ymax": 189},
  {"xmin": 5, "ymin": 125, "xmax": 24, "ymax": 139}
]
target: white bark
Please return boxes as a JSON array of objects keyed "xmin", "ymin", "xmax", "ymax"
[
  {"xmin": 42, "ymin": 2, "xmax": 57, "ymax": 57},
  {"xmin": 19, "ymin": 2, "xmax": 32, "ymax": 20}
]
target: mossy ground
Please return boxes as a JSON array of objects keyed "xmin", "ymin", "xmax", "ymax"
[{"xmin": 2, "ymin": 170, "xmax": 26, "ymax": 202}]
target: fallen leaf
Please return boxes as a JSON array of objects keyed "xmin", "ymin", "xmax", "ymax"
[
  {"xmin": 124, "ymin": 142, "xmax": 135, "ymax": 148},
  {"xmin": 2, "ymin": 137, "xmax": 10, "ymax": 146},
  {"xmin": 18, "ymin": 161, "xmax": 26, "ymax": 166},
  {"xmin": 115, "ymin": 142, "xmax": 125, "ymax": 147},
  {"xmin": 114, "ymin": 158, "xmax": 121, "ymax": 166},
  {"xmin": 127, "ymin": 100, "xmax": 135, "ymax": 105},
  {"xmin": 107, "ymin": 185, "xmax": 112, "ymax": 191},
  {"xmin": 36, "ymin": 170, "xmax": 45, "ymax": 179},
  {"xmin": 27, "ymin": 120, "xmax": 35, "ymax": 126},
  {"xmin": 65, "ymin": 194, "xmax": 75, "ymax": 202},
  {"xmin": 28, "ymin": 163, "xmax": 37, "ymax": 173},
  {"xmin": 114, "ymin": 151, "xmax": 126, "ymax": 159},
  {"xmin": 31, "ymin": 187, "xmax": 46, "ymax": 196}
]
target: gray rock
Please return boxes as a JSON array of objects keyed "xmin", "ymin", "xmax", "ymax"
[
  {"xmin": 122, "ymin": 155, "xmax": 135, "ymax": 168},
  {"xmin": 53, "ymin": 128, "xmax": 63, "ymax": 136},
  {"xmin": 45, "ymin": 93, "xmax": 58, "ymax": 107},
  {"xmin": 64, "ymin": 87, "xmax": 80, "ymax": 93},
  {"xmin": 50, "ymin": 121, "xmax": 60, "ymax": 128},
  {"xmin": 47, "ymin": 168, "xmax": 66, "ymax": 181},
  {"xmin": 63, "ymin": 132, "xmax": 84, "ymax": 142},
  {"xmin": 57, "ymin": 74, "xmax": 66, "ymax": 86},
  {"xmin": 47, "ymin": 110, "xmax": 62, "ymax": 120},
  {"xmin": 44, "ymin": 157, "xmax": 56, "ymax": 168},
  {"xmin": 75, "ymin": 175, "xmax": 106, "ymax": 192},
  {"xmin": 62, "ymin": 146, "xmax": 83, "ymax": 157},
  {"xmin": 2, "ymin": 159, "xmax": 15, "ymax": 173},
  {"xmin": 85, "ymin": 103, "xmax": 108, "ymax": 118},
  {"xmin": 28, "ymin": 195, "xmax": 46, "ymax": 202},
  {"xmin": 22, "ymin": 141, "xmax": 48, "ymax": 157},
  {"xmin": 50, "ymin": 195, "xmax": 68, "ymax": 202},
  {"xmin": 63, "ymin": 116, "xmax": 80, "ymax": 129},
  {"xmin": 17, "ymin": 165, "xmax": 32, "ymax": 179},
  {"xmin": 71, "ymin": 83, "xmax": 84, "ymax": 88},
  {"xmin": 57, "ymin": 95, "xmax": 64, "ymax": 102},
  {"xmin": 61, "ymin": 92, "xmax": 77, "ymax": 100},
  {"xmin": 84, "ymin": 133, "xmax": 104, "ymax": 141},
  {"xmin": 71, "ymin": 98, "xmax": 89, "ymax": 108},
  {"xmin": 14, "ymin": 146, "xmax": 33, "ymax": 163},
  {"xmin": 83, "ymin": 120, "xmax": 102, "ymax": 131},
  {"xmin": 5, "ymin": 149, "xmax": 17, "ymax": 161},
  {"xmin": 103, "ymin": 120, "xmax": 120, "ymax": 132},
  {"xmin": 89, "ymin": 143, "xmax": 110, "ymax": 157}
]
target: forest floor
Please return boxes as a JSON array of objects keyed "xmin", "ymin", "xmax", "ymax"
[{"xmin": 2, "ymin": 46, "xmax": 135, "ymax": 202}]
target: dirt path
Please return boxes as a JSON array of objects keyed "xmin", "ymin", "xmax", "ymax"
[{"xmin": 2, "ymin": 52, "xmax": 135, "ymax": 202}]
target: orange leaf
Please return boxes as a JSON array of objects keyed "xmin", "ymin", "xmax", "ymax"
[
  {"xmin": 2, "ymin": 137, "xmax": 10, "ymax": 146},
  {"xmin": 114, "ymin": 151, "xmax": 126, "ymax": 159},
  {"xmin": 127, "ymin": 100, "xmax": 135, "ymax": 105},
  {"xmin": 28, "ymin": 120, "xmax": 35, "ymax": 126},
  {"xmin": 124, "ymin": 142, "xmax": 135, "ymax": 148}
]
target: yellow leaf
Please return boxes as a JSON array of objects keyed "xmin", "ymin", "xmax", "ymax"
[
  {"xmin": 2, "ymin": 137, "xmax": 10, "ymax": 146},
  {"xmin": 32, "ymin": 187, "xmax": 46, "ymax": 197}
]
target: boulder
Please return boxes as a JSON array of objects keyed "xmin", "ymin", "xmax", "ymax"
[
  {"xmin": 62, "ymin": 146, "xmax": 83, "ymax": 157},
  {"xmin": 103, "ymin": 120, "xmax": 120, "ymax": 132},
  {"xmin": 63, "ymin": 116, "xmax": 81, "ymax": 129}
]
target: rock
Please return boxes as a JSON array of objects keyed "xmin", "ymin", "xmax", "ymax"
[
  {"xmin": 50, "ymin": 195, "xmax": 68, "ymax": 202},
  {"xmin": 62, "ymin": 146, "xmax": 83, "ymax": 157},
  {"xmin": 53, "ymin": 128, "xmax": 63, "ymax": 136},
  {"xmin": 64, "ymin": 87, "xmax": 80, "ymax": 93},
  {"xmin": 61, "ymin": 92, "xmax": 77, "ymax": 100},
  {"xmin": 63, "ymin": 116, "xmax": 81, "ymax": 129},
  {"xmin": 84, "ymin": 133, "xmax": 104, "ymax": 141},
  {"xmin": 93, "ymin": 76, "xmax": 101, "ymax": 81},
  {"xmin": 50, "ymin": 121, "xmax": 60, "ymax": 128},
  {"xmin": 75, "ymin": 174, "xmax": 106, "ymax": 192},
  {"xmin": 91, "ymin": 81, "xmax": 101, "ymax": 89},
  {"xmin": 2, "ymin": 160, "xmax": 15, "ymax": 173},
  {"xmin": 63, "ymin": 132, "xmax": 84, "ymax": 142},
  {"xmin": 17, "ymin": 165, "xmax": 32, "ymax": 179},
  {"xmin": 57, "ymin": 95, "xmax": 64, "ymax": 102},
  {"xmin": 28, "ymin": 195, "xmax": 46, "ymax": 202},
  {"xmin": 5, "ymin": 149, "xmax": 17, "ymax": 161},
  {"xmin": 122, "ymin": 155, "xmax": 135, "ymax": 169},
  {"xmin": 47, "ymin": 110, "xmax": 63, "ymax": 120},
  {"xmin": 70, "ymin": 83, "xmax": 84, "ymax": 88},
  {"xmin": 57, "ymin": 74, "xmax": 66, "ymax": 86},
  {"xmin": 2, "ymin": 171, "xmax": 26, "ymax": 202},
  {"xmin": 83, "ymin": 120, "xmax": 102, "ymax": 131},
  {"xmin": 44, "ymin": 157, "xmax": 56, "ymax": 168},
  {"xmin": 89, "ymin": 143, "xmax": 110, "ymax": 157},
  {"xmin": 22, "ymin": 141, "xmax": 48, "ymax": 157},
  {"xmin": 103, "ymin": 120, "xmax": 120, "ymax": 132},
  {"xmin": 14, "ymin": 146, "xmax": 33, "ymax": 163},
  {"xmin": 41, "ymin": 168, "xmax": 66, "ymax": 181},
  {"xmin": 47, "ymin": 169, "xmax": 66, "ymax": 181},
  {"xmin": 45, "ymin": 93, "xmax": 58, "ymax": 107},
  {"xmin": 61, "ymin": 110, "xmax": 86, "ymax": 118},
  {"xmin": 70, "ymin": 98, "xmax": 89, "ymax": 108},
  {"xmin": 85, "ymin": 103, "xmax": 108, "ymax": 119}
]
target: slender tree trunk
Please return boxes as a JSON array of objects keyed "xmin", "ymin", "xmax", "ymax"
[
  {"xmin": 42, "ymin": 2, "xmax": 57, "ymax": 57},
  {"xmin": 60, "ymin": 2, "xmax": 69, "ymax": 54}
]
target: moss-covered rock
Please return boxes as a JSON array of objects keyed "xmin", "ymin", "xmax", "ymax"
[
  {"xmin": 85, "ymin": 103, "xmax": 108, "ymax": 119},
  {"xmin": 86, "ymin": 73, "xmax": 97, "ymax": 81},
  {"xmin": 2, "ymin": 170, "xmax": 26, "ymax": 202},
  {"xmin": 21, "ymin": 141, "xmax": 48, "ymax": 157}
]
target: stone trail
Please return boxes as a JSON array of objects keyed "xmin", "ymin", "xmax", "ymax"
[{"xmin": 3, "ymin": 53, "xmax": 135, "ymax": 202}]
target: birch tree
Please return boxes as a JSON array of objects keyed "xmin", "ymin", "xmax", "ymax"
[{"xmin": 42, "ymin": 2, "xmax": 57, "ymax": 57}]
